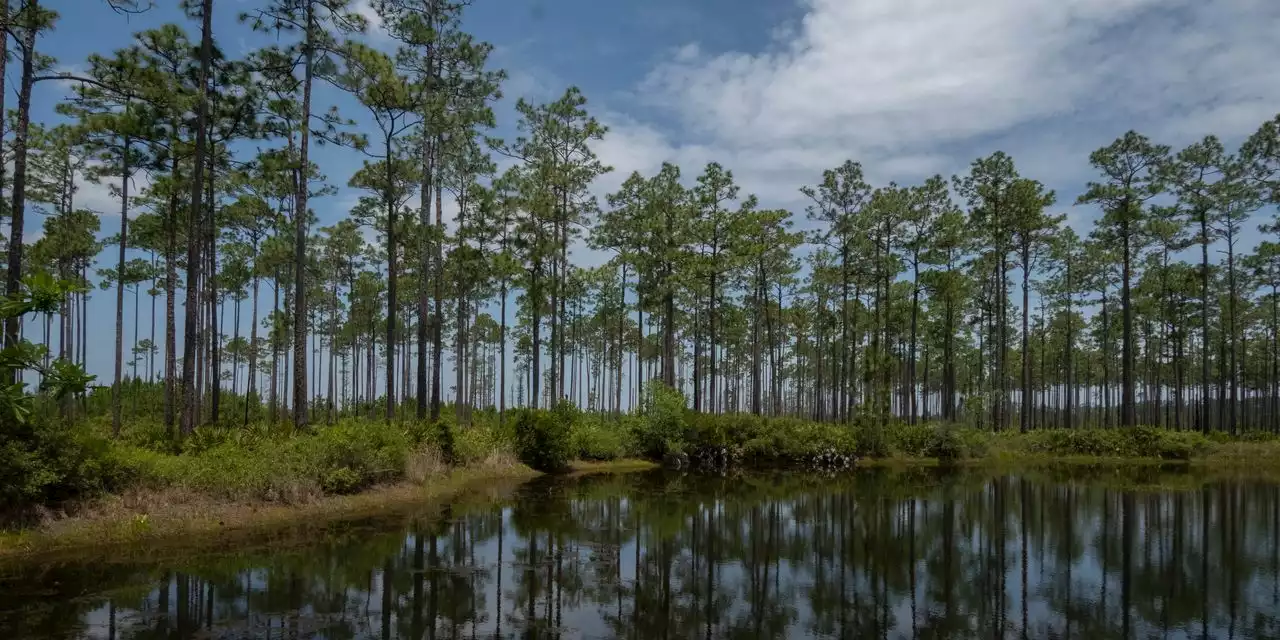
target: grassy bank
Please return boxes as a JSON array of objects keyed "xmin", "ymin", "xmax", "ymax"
[
  {"xmin": 6, "ymin": 382, "xmax": 1280, "ymax": 560},
  {"xmin": 0, "ymin": 452, "xmax": 655, "ymax": 562}
]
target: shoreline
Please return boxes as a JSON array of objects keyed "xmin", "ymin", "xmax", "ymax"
[
  {"xmin": 5, "ymin": 444, "xmax": 1280, "ymax": 566},
  {"xmin": 0, "ymin": 459, "xmax": 657, "ymax": 565}
]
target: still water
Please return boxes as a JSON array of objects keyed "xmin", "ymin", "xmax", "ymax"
[{"xmin": 2, "ymin": 468, "xmax": 1279, "ymax": 639}]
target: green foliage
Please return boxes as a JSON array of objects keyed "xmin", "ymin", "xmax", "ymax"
[
  {"xmin": 855, "ymin": 422, "xmax": 891, "ymax": 458},
  {"xmin": 453, "ymin": 421, "xmax": 515, "ymax": 465},
  {"xmin": 570, "ymin": 414, "xmax": 629, "ymax": 461},
  {"xmin": 924, "ymin": 424, "xmax": 966, "ymax": 463},
  {"xmin": 113, "ymin": 419, "xmax": 414, "ymax": 503},
  {"xmin": 513, "ymin": 406, "xmax": 574, "ymax": 473},
  {"xmin": 634, "ymin": 381, "xmax": 688, "ymax": 458},
  {"xmin": 0, "ymin": 274, "xmax": 95, "ymax": 427},
  {"xmin": 0, "ymin": 418, "xmax": 133, "ymax": 515},
  {"xmin": 1023, "ymin": 426, "xmax": 1211, "ymax": 460},
  {"xmin": 736, "ymin": 418, "xmax": 857, "ymax": 466}
]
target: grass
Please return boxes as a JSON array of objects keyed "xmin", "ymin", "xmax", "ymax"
[
  {"xmin": 7, "ymin": 380, "xmax": 1280, "ymax": 562},
  {"xmin": 0, "ymin": 455, "xmax": 654, "ymax": 564}
]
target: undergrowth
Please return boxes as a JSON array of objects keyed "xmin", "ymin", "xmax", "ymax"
[{"xmin": 0, "ymin": 381, "xmax": 1264, "ymax": 523}]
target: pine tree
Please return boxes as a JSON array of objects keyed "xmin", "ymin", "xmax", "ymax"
[
  {"xmin": 801, "ymin": 161, "xmax": 871, "ymax": 422},
  {"xmin": 1080, "ymin": 132, "xmax": 1169, "ymax": 428},
  {"xmin": 243, "ymin": 0, "xmax": 366, "ymax": 429}
]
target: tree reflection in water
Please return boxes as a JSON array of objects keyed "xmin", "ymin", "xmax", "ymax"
[{"xmin": 3, "ymin": 467, "xmax": 1280, "ymax": 639}]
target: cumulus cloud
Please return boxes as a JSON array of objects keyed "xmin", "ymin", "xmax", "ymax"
[{"xmin": 594, "ymin": 0, "xmax": 1280, "ymax": 213}]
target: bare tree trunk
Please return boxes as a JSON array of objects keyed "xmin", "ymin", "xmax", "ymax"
[
  {"xmin": 499, "ymin": 279, "xmax": 507, "ymax": 423},
  {"xmin": 180, "ymin": 0, "xmax": 214, "ymax": 435},
  {"xmin": 1020, "ymin": 245, "xmax": 1031, "ymax": 434},
  {"xmin": 245, "ymin": 252, "xmax": 260, "ymax": 426},
  {"xmin": 292, "ymin": 3, "xmax": 314, "ymax": 429},
  {"xmin": 416, "ymin": 134, "xmax": 432, "ymax": 419},
  {"xmin": 5, "ymin": 1, "xmax": 37, "ymax": 381},
  {"xmin": 384, "ymin": 133, "xmax": 397, "ymax": 423},
  {"xmin": 112, "ymin": 136, "xmax": 132, "ymax": 437},
  {"xmin": 430, "ymin": 171, "xmax": 444, "ymax": 419},
  {"xmin": 207, "ymin": 167, "xmax": 221, "ymax": 424}
]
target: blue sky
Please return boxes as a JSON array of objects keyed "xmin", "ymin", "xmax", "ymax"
[{"xmin": 26, "ymin": 0, "xmax": 1280, "ymax": 389}]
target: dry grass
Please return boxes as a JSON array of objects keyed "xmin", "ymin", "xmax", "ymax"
[{"xmin": 404, "ymin": 447, "xmax": 449, "ymax": 484}]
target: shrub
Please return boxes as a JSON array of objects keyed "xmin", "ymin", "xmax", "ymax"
[
  {"xmin": 0, "ymin": 418, "xmax": 134, "ymax": 516},
  {"xmin": 855, "ymin": 423, "xmax": 891, "ymax": 458},
  {"xmin": 1150, "ymin": 429, "xmax": 1210, "ymax": 460},
  {"xmin": 634, "ymin": 382, "xmax": 688, "ymax": 458},
  {"xmin": 513, "ymin": 406, "xmax": 573, "ymax": 472},
  {"xmin": 570, "ymin": 414, "xmax": 629, "ymax": 461},
  {"xmin": 453, "ymin": 418, "xmax": 516, "ymax": 465},
  {"xmin": 885, "ymin": 422, "xmax": 933, "ymax": 457},
  {"xmin": 924, "ymin": 424, "xmax": 966, "ymax": 463},
  {"xmin": 1023, "ymin": 426, "xmax": 1210, "ymax": 459},
  {"xmin": 306, "ymin": 420, "xmax": 408, "ymax": 492}
]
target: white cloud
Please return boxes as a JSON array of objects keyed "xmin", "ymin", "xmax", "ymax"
[
  {"xmin": 352, "ymin": 0, "xmax": 386, "ymax": 39},
  {"xmin": 596, "ymin": 0, "xmax": 1280, "ymax": 211}
]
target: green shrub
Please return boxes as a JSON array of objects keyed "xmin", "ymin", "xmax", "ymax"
[
  {"xmin": 856, "ymin": 423, "xmax": 891, "ymax": 458},
  {"xmin": 0, "ymin": 418, "xmax": 134, "ymax": 516},
  {"xmin": 321, "ymin": 467, "xmax": 363, "ymax": 495},
  {"xmin": 1150, "ymin": 429, "xmax": 1211, "ymax": 460},
  {"xmin": 1023, "ymin": 426, "xmax": 1210, "ymax": 459},
  {"xmin": 570, "ymin": 415, "xmax": 629, "ymax": 461},
  {"xmin": 513, "ymin": 406, "xmax": 573, "ymax": 472},
  {"xmin": 455, "ymin": 422, "xmax": 514, "ymax": 463},
  {"xmin": 886, "ymin": 422, "xmax": 934, "ymax": 457},
  {"xmin": 306, "ymin": 420, "xmax": 408, "ymax": 491},
  {"xmin": 634, "ymin": 382, "xmax": 688, "ymax": 458},
  {"xmin": 924, "ymin": 424, "xmax": 966, "ymax": 463},
  {"xmin": 688, "ymin": 414, "xmax": 854, "ymax": 467},
  {"xmin": 435, "ymin": 419, "xmax": 456, "ymax": 463}
]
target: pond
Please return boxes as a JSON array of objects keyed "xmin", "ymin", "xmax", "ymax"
[{"xmin": 2, "ymin": 467, "xmax": 1279, "ymax": 639}]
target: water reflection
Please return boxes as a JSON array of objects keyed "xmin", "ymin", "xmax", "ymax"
[{"xmin": 3, "ymin": 468, "xmax": 1280, "ymax": 639}]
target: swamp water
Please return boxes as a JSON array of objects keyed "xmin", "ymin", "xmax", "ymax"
[{"xmin": 2, "ymin": 467, "xmax": 1279, "ymax": 639}]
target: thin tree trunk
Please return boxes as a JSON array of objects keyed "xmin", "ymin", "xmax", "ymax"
[
  {"xmin": 1200, "ymin": 216, "xmax": 1211, "ymax": 433},
  {"xmin": 181, "ymin": 0, "xmax": 214, "ymax": 435},
  {"xmin": 499, "ymin": 279, "xmax": 507, "ymax": 423},
  {"xmin": 112, "ymin": 137, "xmax": 132, "ymax": 437},
  {"xmin": 292, "ymin": 0, "xmax": 314, "ymax": 429},
  {"xmin": 384, "ymin": 133, "xmax": 397, "ymax": 423},
  {"xmin": 416, "ymin": 134, "xmax": 432, "ymax": 419},
  {"xmin": 1121, "ymin": 217, "xmax": 1136, "ymax": 427},
  {"xmin": 1020, "ymin": 245, "xmax": 1031, "ymax": 434},
  {"xmin": 430, "ymin": 172, "xmax": 444, "ymax": 418}
]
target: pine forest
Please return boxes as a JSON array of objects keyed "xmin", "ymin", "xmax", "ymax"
[{"xmin": 6, "ymin": 0, "xmax": 1280, "ymax": 443}]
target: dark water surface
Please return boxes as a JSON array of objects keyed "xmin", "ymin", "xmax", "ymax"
[{"xmin": 3, "ymin": 467, "xmax": 1280, "ymax": 639}]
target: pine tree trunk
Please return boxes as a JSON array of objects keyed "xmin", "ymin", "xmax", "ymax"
[
  {"xmin": 0, "ymin": 1, "xmax": 7, "ymax": 367},
  {"xmin": 112, "ymin": 136, "xmax": 131, "ymax": 437},
  {"xmin": 499, "ymin": 279, "xmax": 507, "ymax": 423},
  {"xmin": 181, "ymin": 0, "xmax": 214, "ymax": 435},
  {"xmin": 384, "ymin": 133, "xmax": 397, "ymax": 423},
  {"xmin": 840, "ymin": 243, "xmax": 850, "ymax": 423},
  {"xmin": 416, "ymin": 135, "xmax": 432, "ymax": 419},
  {"xmin": 291, "ymin": 5, "xmax": 314, "ymax": 429},
  {"xmin": 709, "ymin": 269, "xmax": 718, "ymax": 414},
  {"xmin": 1200, "ymin": 215, "xmax": 1211, "ymax": 433},
  {"xmin": 1227, "ymin": 240, "xmax": 1238, "ymax": 434},
  {"xmin": 207, "ymin": 169, "xmax": 221, "ymax": 425},
  {"xmin": 430, "ymin": 174, "xmax": 445, "ymax": 418},
  {"xmin": 909, "ymin": 257, "xmax": 920, "ymax": 425},
  {"xmin": 4, "ymin": 2, "xmax": 37, "ymax": 378},
  {"xmin": 1121, "ymin": 217, "xmax": 1136, "ymax": 427},
  {"xmin": 1020, "ymin": 244, "xmax": 1031, "ymax": 434},
  {"xmin": 615, "ymin": 265, "xmax": 625, "ymax": 416}
]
